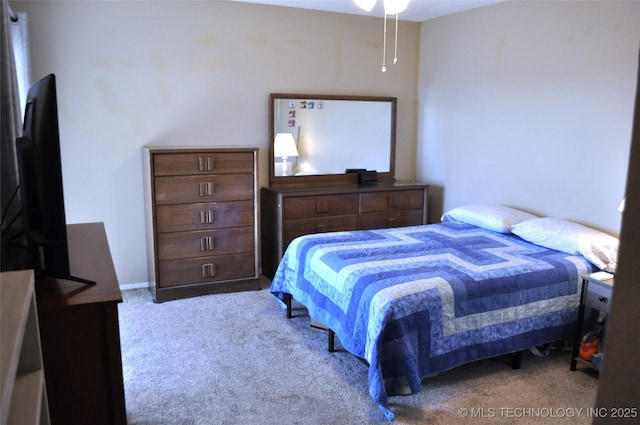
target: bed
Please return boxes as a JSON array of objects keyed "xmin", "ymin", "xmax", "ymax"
[{"xmin": 269, "ymin": 205, "xmax": 619, "ymax": 420}]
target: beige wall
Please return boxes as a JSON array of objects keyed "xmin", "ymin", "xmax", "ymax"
[
  {"xmin": 13, "ymin": 1, "xmax": 420, "ymax": 285},
  {"xmin": 417, "ymin": 0, "xmax": 640, "ymax": 232},
  {"xmin": 15, "ymin": 0, "xmax": 640, "ymax": 286}
]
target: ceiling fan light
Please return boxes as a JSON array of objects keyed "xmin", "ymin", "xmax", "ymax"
[
  {"xmin": 383, "ymin": 0, "xmax": 409, "ymax": 15},
  {"xmin": 354, "ymin": 0, "xmax": 376, "ymax": 12}
]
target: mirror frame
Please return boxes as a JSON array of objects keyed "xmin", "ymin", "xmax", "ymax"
[{"xmin": 269, "ymin": 93, "xmax": 397, "ymax": 188}]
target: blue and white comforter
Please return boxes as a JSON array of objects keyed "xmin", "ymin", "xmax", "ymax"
[{"xmin": 270, "ymin": 222, "xmax": 594, "ymax": 420}]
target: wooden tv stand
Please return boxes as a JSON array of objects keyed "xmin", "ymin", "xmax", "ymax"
[{"xmin": 35, "ymin": 222, "xmax": 127, "ymax": 425}]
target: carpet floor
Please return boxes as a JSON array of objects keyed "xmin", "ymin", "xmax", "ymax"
[{"xmin": 118, "ymin": 287, "xmax": 599, "ymax": 424}]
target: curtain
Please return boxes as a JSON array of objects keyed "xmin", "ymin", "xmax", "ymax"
[
  {"xmin": 1, "ymin": 0, "xmax": 30, "ymax": 236},
  {"xmin": 11, "ymin": 7, "xmax": 31, "ymax": 118}
]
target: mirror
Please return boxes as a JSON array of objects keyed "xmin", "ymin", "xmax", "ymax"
[{"xmin": 269, "ymin": 93, "xmax": 397, "ymax": 187}]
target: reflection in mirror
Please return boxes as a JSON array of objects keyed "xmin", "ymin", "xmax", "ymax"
[
  {"xmin": 270, "ymin": 94, "xmax": 396, "ymax": 185},
  {"xmin": 273, "ymin": 133, "xmax": 298, "ymax": 176}
]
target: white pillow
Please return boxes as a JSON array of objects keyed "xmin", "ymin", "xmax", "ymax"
[
  {"xmin": 441, "ymin": 204, "xmax": 537, "ymax": 233},
  {"xmin": 511, "ymin": 217, "xmax": 619, "ymax": 272}
]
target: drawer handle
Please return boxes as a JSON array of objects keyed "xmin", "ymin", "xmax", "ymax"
[
  {"xmin": 201, "ymin": 263, "xmax": 216, "ymax": 278},
  {"xmin": 200, "ymin": 236, "xmax": 215, "ymax": 251},
  {"xmin": 199, "ymin": 182, "xmax": 214, "ymax": 197},
  {"xmin": 316, "ymin": 200, "xmax": 329, "ymax": 214},
  {"xmin": 198, "ymin": 156, "xmax": 213, "ymax": 171},
  {"xmin": 387, "ymin": 195, "xmax": 398, "ymax": 208},
  {"xmin": 199, "ymin": 210, "xmax": 215, "ymax": 224},
  {"xmin": 316, "ymin": 224, "xmax": 328, "ymax": 233},
  {"xmin": 387, "ymin": 218, "xmax": 398, "ymax": 228}
]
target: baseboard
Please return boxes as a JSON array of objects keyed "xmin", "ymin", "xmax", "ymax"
[{"xmin": 119, "ymin": 281, "xmax": 148, "ymax": 291}]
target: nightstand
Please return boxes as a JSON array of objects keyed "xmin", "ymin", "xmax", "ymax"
[{"xmin": 570, "ymin": 273, "xmax": 614, "ymax": 372}]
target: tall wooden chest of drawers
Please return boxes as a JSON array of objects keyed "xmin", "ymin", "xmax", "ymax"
[
  {"xmin": 143, "ymin": 147, "xmax": 260, "ymax": 302},
  {"xmin": 261, "ymin": 183, "xmax": 429, "ymax": 279}
]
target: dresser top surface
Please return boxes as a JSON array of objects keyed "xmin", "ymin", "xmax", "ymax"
[
  {"xmin": 36, "ymin": 222, "xmax": 122, "ymax": 310},
  {"xmin": 144, "ymin": 146, "xmax": 258, "ymax": 154},
  {"xmin": 263, "ymin": 181, "xmax": 429, "ymax": 196}
]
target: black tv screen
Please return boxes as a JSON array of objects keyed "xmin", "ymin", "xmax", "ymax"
[{"xmin": 16, "ymin": 74, "xmax": 92, "ymax": 284}]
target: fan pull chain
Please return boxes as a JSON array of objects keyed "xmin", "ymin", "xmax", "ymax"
[
  {"xmin": 394, "ymin": 13, "xmax": 399, "ymax": 64},
  {"xmin": 382, "ymin": 13, "xmax": 387, "ymax": 72}
]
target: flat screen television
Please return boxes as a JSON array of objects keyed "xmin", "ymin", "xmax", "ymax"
[{"xmin": 15, "ymin": 74, "xmax": 93, "ymax": 284}]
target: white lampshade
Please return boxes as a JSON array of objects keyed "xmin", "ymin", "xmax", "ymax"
[
  {"xmin": 355, "ymin": 0, "xmax": 409, "ymax": 14},
  {"xmin": 274, "ymin": 133, "xmax": 299, "ymax": 158},
  {"xmin": 383, "ymin": 0, "xmax": 409, "ymax": 14},
  {"xmin": 354, "ymin": 0, "xmax": 376, "ymax": 12}
]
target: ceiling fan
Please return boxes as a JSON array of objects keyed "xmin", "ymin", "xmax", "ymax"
[
  {"xmin": 353, "ymin": 0, "xmax": 411, "ymax": 71},
  {"xmin": 354, "ymin": 0, "xmax": 410, "ymax": 14}
]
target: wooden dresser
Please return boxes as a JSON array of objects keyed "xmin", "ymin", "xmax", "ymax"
[
  {"xmin": 261, "ymin": 182, "xmax": 429, "ymax": 278},
  {"xmin": 36, "ymin": 222, "xmax": 126, "ymax": 425},
  {"xmin": 143, "ymin": 147, "xmax": 260, "ymax": 302}
]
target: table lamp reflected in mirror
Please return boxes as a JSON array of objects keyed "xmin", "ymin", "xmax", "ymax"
[{"xmin": 274, "ymin": 133, "xmax": 298, "ymax": 176}]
